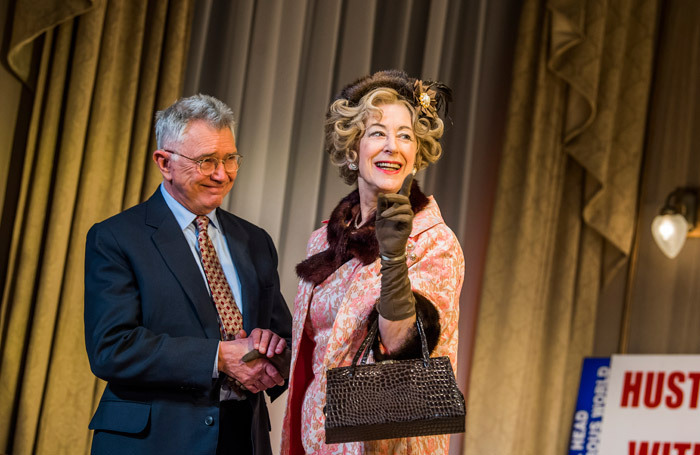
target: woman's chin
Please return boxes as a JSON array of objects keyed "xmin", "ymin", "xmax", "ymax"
[{"xmin": 358, "ymin": 174, "xmax": 409, "ymax": 199}]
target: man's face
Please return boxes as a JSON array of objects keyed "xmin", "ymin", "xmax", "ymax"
[{"xmin": 155, "ymin": 120, "xmax": 237, "ymax": 215}]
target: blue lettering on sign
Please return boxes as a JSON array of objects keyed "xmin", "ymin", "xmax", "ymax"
[{"xmin": 569, "ymin": 358, "xmax": 610, "ymax": 455}]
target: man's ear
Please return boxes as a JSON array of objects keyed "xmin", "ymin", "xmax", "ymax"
[{"xmin": 153, "ymin": 150, "xmax": 172, "ymax": 181}]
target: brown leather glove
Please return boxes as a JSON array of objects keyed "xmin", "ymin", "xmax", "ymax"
[
  {"xmin": 376, "ymin": 174, "xmax": 416, "ymax": 321},
  {"xmin": 241, "ymin": 347, "xmax": 292, "ymax": 380}
]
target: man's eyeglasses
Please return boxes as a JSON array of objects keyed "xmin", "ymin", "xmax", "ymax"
[{"xmin": 163, "ymin": 149, "xmax": 242, "ymax": 176}]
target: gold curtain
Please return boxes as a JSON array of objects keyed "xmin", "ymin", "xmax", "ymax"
[
  {"xmin": 464, "ymin": 0, "xmax": 660, "ymax": 454},
  {"xmin": 0, "ymin": 0, "xmax": 194, "ymax": 453},
  {"xmin": 623, "ymin": 0, "xmax": 700, "ymax": 354}
]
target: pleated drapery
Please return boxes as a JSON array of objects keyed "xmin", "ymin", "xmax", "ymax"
[
  {"xmin": 624, "ymin": 0, "xmax": 700, "ymax": 354},
  {"xmin": 0, "ymin": 1, "xmax": 194, "ymax": 453},
  {"xmin": 1, "ymin": 0, "xmax": 683, "ymax": 453},
  {"xmin": 464, "ymin": 0, "xmax": 661, "ymax": 454}
]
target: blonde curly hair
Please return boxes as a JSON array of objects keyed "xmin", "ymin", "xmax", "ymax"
[{"xmin": 326, "ymin": 87, "xmax": 445, "ymax": 185}]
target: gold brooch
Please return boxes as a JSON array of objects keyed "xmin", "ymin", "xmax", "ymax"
[{"xmin": 413, "ymin": 80, "xmax": 437, "ymax": 118}]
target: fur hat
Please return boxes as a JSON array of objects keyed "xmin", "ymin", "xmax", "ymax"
[{"xmin": 333, "ymin": 69, "xmax": 452, "ymax": 120}]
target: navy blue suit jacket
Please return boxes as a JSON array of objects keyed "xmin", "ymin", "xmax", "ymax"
[{"xmin": 84, "ymin": 189, "xmax": 292, "ymax": 455}]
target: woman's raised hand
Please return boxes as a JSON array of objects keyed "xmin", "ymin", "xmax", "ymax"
[
  {"xmin": 376, "ymin": 173, "xmax": 414, "ymax": 261},
  {"xmin": 376, "ymin": 174, "xmax": 416, "ymax": 321}
]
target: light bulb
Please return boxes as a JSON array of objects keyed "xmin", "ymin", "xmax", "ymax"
[
  {"xmin": 651, "ymin": 213, "xmax": 689, "ymax": 259},
  {"xmin": 658, "ymin": 218, "xmax": 676, "ymax": 240}
]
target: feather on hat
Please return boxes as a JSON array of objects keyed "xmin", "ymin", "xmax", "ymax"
[{"xmin": 333, "ymin": 69, "xmax": 452, "ymax": 119}]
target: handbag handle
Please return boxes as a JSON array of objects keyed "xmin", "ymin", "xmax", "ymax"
[{"xmin": 350, "ymin": 312, "xmax": 431, "ymax": 372}]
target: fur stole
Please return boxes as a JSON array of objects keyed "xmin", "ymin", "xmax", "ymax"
[{"xmin": 295, "ymin": 180, "xmax": 430, "ymax": 285}]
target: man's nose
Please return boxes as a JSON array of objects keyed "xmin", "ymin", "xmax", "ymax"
[{"xmin": 210, "ymin": 160, "xmax": 228, "ymax": 180}]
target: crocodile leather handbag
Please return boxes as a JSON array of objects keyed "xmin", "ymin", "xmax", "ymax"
[{"xmin": 324, "ymin": 314, "xmax": 466, "ymax": 443}]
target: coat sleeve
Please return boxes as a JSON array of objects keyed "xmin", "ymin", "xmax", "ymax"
[
  {"xmin": 374, "ymin": 222, "xmax": 464, "ymax": 364},
  {"xmin": 84, "ymin": 222, "xmax": 219, "ymax": 391},
  {"xmin": 407, "ymin": 223, "xmax": 464, "ymax": 365}
]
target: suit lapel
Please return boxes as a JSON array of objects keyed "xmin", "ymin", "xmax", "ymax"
[
  {"xmin": 146, "ymin": 190, "xmax": 221, "ymax": 339},
  {"xmin": 217, "ymin": 210, "xmax": 259, "ymax": 333}
]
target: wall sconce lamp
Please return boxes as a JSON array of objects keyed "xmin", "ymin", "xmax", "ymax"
[{"xmin": 651, "ymin": 187, "xmax": 699, "ymax": 259}]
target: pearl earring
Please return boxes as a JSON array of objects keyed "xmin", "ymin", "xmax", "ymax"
[{"xmin": 348, "ymin": 162, "xmax": 358, "ymax": 171}]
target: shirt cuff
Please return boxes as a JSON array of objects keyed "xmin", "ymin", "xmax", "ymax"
[{"xmin": 213, "ymin": 341, "xmax": 220, "ymax": 379}]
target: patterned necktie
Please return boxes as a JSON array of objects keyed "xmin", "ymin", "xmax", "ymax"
[{"xmin": 195, "ymin": 215, "xmax": 243, "ymax": 341}]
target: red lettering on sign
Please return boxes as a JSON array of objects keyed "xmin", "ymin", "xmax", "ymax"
[
  {"xmin": 666, "ymin": 371, "xmax": 684, "ymax": 408},
  {"xmin": 622, "ymin": 371, "xmax": 643, "ymax": 407},
  {"xmin": 629, "ymin": 441, "xmax": 658, "ymax": 455},
  {"xmin": 629, "ymin": 442, "xmax": 700, "ymax": 455},
  {"xmin": 675, "ymin": 443, "xmax": 692, "ymax": 455},
  {"xmin": 689, "ymin": 373, "xmax": 700, "ymax": 409},
  {"xmin": 621, "ymin": 371, "xmax": 700, "ymax": 409},
  {"xmin": 644, "ymin": 372, "xmax": 665, "ymax": 408}
]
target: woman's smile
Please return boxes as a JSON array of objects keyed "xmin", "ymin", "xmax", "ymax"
[
  {"xmin": 374, "ymin": 160, "xmax": 403, "ymax": 173},
  {"xmin": 357, "ymin": 102, "xmax": 417, "ymax": 203}
]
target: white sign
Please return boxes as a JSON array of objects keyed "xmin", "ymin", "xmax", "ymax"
[{"xmin": 599, "ymin": 354, "xmax": 700, "ymax": 455}]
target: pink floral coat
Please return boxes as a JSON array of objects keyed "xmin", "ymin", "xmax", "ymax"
[{"xmin": 281, "ymin": 197, "xmax": 465, "ymax": 455}]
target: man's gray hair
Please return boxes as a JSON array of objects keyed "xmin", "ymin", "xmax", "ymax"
[{"xmin": 155, "ymin": 94, "xmax": 236, "ymax": 149}]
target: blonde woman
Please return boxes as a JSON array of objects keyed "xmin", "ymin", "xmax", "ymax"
[{"xmin": 282, "ymin": 70, "xmax": 464, "ymax": 454}]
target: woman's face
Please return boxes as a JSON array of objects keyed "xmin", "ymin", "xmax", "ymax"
[{"xmin": 356, "ymin": 102, "xmax": 417, "ymax": 203}]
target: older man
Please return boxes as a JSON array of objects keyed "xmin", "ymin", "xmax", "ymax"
[{"xmin": 84, "ymin": 94, "xmax": 292, "ymax": 455}]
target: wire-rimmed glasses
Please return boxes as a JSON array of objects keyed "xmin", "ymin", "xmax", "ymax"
[{"xmin": 163, "ymin": 149, "xmax": 242, "ymax": 175}]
